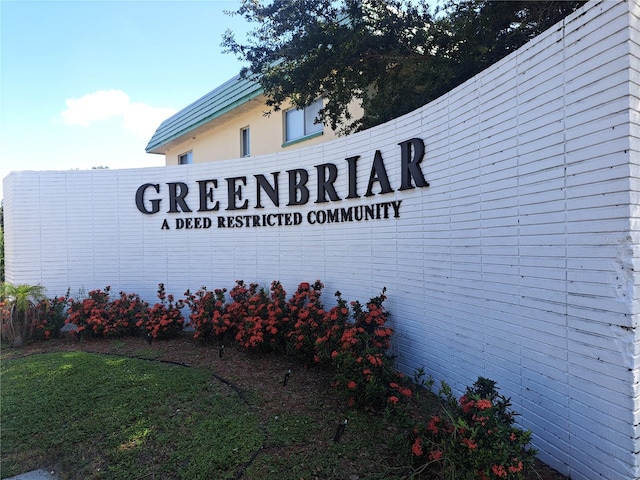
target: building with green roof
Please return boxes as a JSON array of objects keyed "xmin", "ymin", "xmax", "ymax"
[{"xmin": 146, "ymin": 74, "xmax": 358, "ymax": 166}]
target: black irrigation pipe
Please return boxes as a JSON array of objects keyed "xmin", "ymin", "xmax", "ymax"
[
  {"xmin": 92, "ymin": 351, "xmax": 252, "ymax": 406},
  {"xmin": 94, "ymin": 352, "xmax": 267, "ymax": 478},
  {"xmin": 234, "ymin": 442, "xmax": 316, "ymax": 480},
  {"xmin": 234, "ymin": 445, "xmax": 265, "ymax": 480},
  {"xmin": 96, "ymin": 350, "xmax": 194, "ymax": 368},
  {"xmin": 8, "ymin": 349, "xmax": 246, "ymax": 394}
]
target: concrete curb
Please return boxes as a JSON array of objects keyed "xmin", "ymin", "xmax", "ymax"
[{"xmin": 4, "ymin": 469, "xmax": 58, "ymax": 480}]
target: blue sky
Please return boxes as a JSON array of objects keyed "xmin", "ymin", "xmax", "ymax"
[{"xmin": 0, "ymin": 0, "xmax": 252, "ymax": 199}]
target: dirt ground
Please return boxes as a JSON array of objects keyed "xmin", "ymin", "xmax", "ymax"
[{"xmin": 3, "ymin": 334, "xmax": 569, "ymax": 480}]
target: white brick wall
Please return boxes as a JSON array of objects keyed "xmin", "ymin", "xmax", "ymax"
[{"xmin": 4, "ymin": 1, "xmax": 639, "ymax": 478}]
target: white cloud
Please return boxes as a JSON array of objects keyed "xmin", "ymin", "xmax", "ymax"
[
  {"xmin": 60, "ymin": 89, "xmax": 177, "ymax": 138},
  {"xmin": 61, "ymin": 90, "xmax": 130, "ymax": 126},
  {"xmin": 123, "ymin": 101, "xmax": 177, "ymax": 139}
]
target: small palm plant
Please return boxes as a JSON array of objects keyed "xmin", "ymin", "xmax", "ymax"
[{"xmin": 0, "ymin": 282, "xmax": 46, "ymax": 346}]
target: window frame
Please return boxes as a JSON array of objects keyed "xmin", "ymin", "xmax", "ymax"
[
  {"xmin": 240, "ymin": 126, "xmax": 251, "ymax": 157},
  {"xmin": 178, "ymin": 151, "xmax": 193, "ymax": 165},
  {"xmin": 283, "ymin": 99, "xmax": 324, "ymax": 145}
]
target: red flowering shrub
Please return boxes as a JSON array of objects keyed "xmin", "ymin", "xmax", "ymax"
[
  {"xmin": 326, "ymin": 288, "xmax": 413, "ymax": 412},
  {"xmin": 184, "ymin": 286, "xmax": 228, "ymax": 340},
  {"xmin": 221, "ymin": 280, "xmax": 252, "ymax": 334},
  {"xmin": 224, "ymin": 280, "xmax": 290, "ymax": 351},
  {"xmin": 108, "ymin": 291, "xmax": 148, "ymax": 337},
  {"xmin": 33, "ymin": 291, "xmax": 70, "ymax": 340},
  {"xmin": 233, "ymin": 284, "xmax": 270, "ymax": 349},
  {"xmin": 141, "ymin": 284, "xmax": 184, "ymax": 339},
  {"xmin": 351, "ymin": 288, "xmax": 393, "ymax": 351},
  {"xmin": 313, "ymin": 292, "xmax": 349, "ymax": 364},
  {"xmin": 66, "ymin": 287, "xmax": 113, "ymax": 337},
  {"xmin": 410, "ymin": 377, "xmax": 537, "ymax": 479},
  {"xmin": 286, "ymin": 280, "xmax": 328, "ymax": 358},
  {"xmin": 67, "ymin": 287, "xmax": 149, "ymax": 338},
  {"xmin": 191, "ymin": 279, "xmax": 405, "ymax": 412},
  {"xmin": 260, "ymin": 280, "xmax": 290, "ymax": 351},
  {"xmin": 332, "ymin": 344, "xmax": 408, "ymax": 412},
  {"xmin": 0, "ymin": 301, "xmax": 12, "ymax": 338},
  {"xmin": 219, "ymin": 280, "xmax": 256, "ymax": 347}
]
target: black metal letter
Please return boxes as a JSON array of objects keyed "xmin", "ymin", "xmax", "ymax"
[
  {"xmin": 135, "ymin": 183, "xmax": 161, "ymax": 214},
  {"xmin": 226, "ymin": 176, "xmax": 248, "ymax": 210},
  {"xmin": 365, "ymin": 151, "xmax": 393, "ymax": 197},
  {"xmin": 197, "ymin": 179, "xmax": 219, "ymax": 212},
  {"xmin": 345, "ymin": 156, "xmax": 360, "ymax": 199},
  {"xmin": 315, "ymin": 163, "xmax": 340, "ymax": 203},
  {"xmin": 399, "ymin": 138, "xmax": 429, "ymax": 190},
  {"xmin": 286, "ymin": 169, "xmax": 309, "ymax": 206},
  {"xmin": 255, "ymin": 172, "xmax": 279, "ymax": 208},
  {"xmin": 167, "ymin": 182, "xmax": 192, "ymax": 213}
]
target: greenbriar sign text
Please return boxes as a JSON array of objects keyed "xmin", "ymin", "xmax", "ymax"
[{"xmin": 135, "ymin": 138, "xmax": 429, "ymax": 230}]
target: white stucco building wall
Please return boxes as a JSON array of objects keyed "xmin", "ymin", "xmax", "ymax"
[{"xmin": 4, "ymin": 1, "xmax": 640, "ymax": 478}]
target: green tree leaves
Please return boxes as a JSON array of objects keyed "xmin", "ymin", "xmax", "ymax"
[{"xmin": 222, "ymin": 0, "xmax": 585, "ymax": 134}]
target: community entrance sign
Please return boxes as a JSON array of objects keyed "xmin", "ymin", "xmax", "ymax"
[
  {"xmin": 134, "ymin": 137, "xmax": 427, "ymax": 230},
  {"xmin": 4, "ymin": 2, "xmax": 639, "ymax": 478}
]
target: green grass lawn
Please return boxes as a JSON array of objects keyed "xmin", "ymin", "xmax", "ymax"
[
  {"xmin": 1, "ymin": 352, "xmax": 264, "ymax": 479},
  {"xmin": 1, "ymin": 351, "xmax": 408, "ymax": 480}
]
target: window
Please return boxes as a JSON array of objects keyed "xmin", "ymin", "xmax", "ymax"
[
  {"xmin": 178, "ymin": 151, "xmax": 192, "ymax": 165},
  {"xmin": 284, "ymin": 99, "xmax": 323, "ymax": 143},
  {"xmin": 241, "ymin": 127, "xmax": 250, "ymax": 157}
]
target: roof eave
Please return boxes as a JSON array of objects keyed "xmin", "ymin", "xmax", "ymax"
[
  {"xmin": 145, "ymin": 73, "xmax": 265, "ymax": 155},
  {"xmin": 145, "ymin": 88, "xmax": 265, "ymax": 154}
]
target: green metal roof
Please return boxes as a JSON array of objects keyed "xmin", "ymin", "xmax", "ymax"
[{"xmin": 146, "ymin": 74, "xmax": 264, "ymax": 154}]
